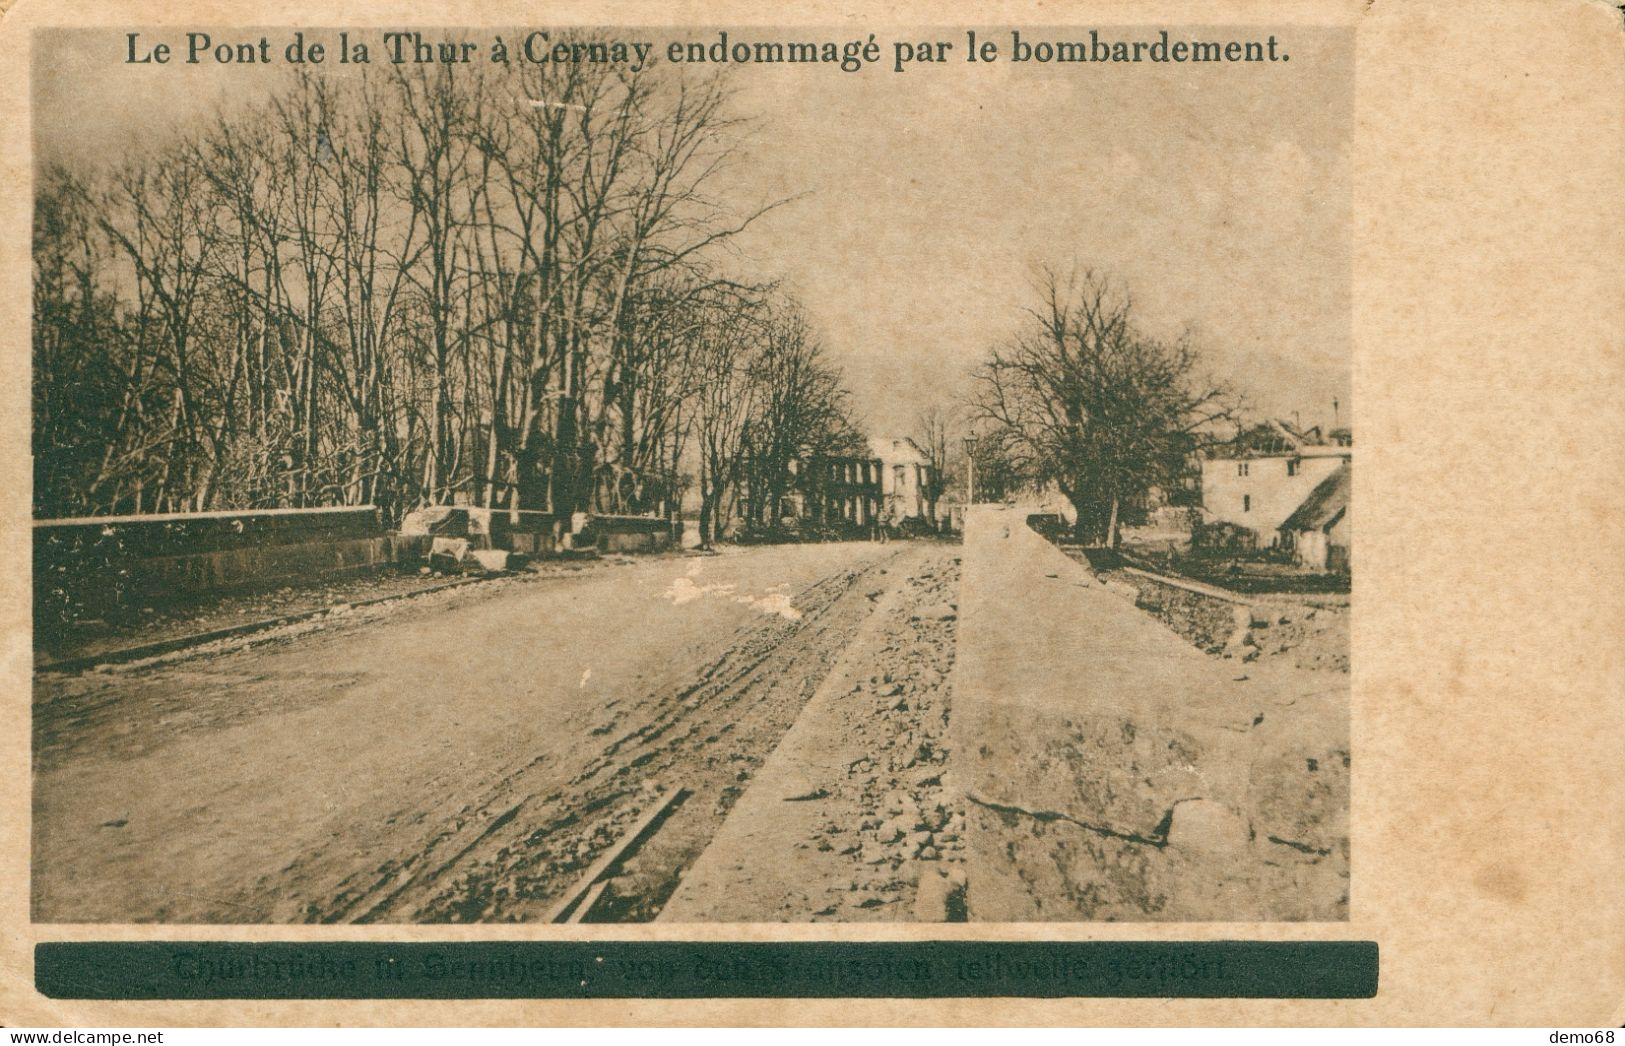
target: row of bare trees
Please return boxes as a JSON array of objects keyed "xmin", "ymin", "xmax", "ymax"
[{"xmin": 33, "ymin": 47, "xmax": 859, "ymax": 537}]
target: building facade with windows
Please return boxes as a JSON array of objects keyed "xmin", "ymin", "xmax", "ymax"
[
  {"xmin": 794, "ymin": 453, "xmax": 884, "ymax": 527},
  {"xmin": 787, "ymin": 436, "xmax": 940, "ymax": 530},
  {"xmin": 1200, "ymin": 420, "xmax": 1352, "ymax": 540},
  {"xmin": 867, "ymin": 437, "xmax": 938, "ymax": 526}
]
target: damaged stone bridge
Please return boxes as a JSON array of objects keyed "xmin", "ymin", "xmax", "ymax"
[{"xmin": 948, "ymin": 505, "xmax": 1349, "ymax": 922}]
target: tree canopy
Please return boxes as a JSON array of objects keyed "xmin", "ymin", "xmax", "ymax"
[
  {"xmin": 972, "ymin": 266, "xmax": 1234, "ymax": 543},
  {"xmin": 32, "ymin": 49, "xmax": 860, "ymax": 539}
]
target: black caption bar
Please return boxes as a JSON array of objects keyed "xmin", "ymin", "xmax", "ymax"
[{"xmin": 37, "ymin": 941, "xmax": 1376, "ymax": 1000}]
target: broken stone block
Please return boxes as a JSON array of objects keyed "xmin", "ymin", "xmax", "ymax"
[
  {"xmin": 401, "ymin": 506, "xmax": 465, "ymax": 536},
  {"xmin": 463, "ymin": 548, "xmax": 511, "ymax": 573},
  {"xmin": 430, "ymin": 536, "xmax": 470, "ymax": 560},
  {"xmin": 429, "ymin": 536, "xmax": 469, "ymax": 573}
]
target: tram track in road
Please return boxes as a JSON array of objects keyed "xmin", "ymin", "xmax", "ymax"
[
  {"xmin": 33, "ymin": 555, "xmax": 627, "ymax": 678},
  {"xmin": 33, "ymin": 573, "xmax": 502, "ymax": 677},
  {"xmin": 297, "ymin": 548, "xmax": 940, "ymax": 924}
]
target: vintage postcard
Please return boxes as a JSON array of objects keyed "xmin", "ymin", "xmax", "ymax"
[{"xmin": 1, "ymin": 0, "xmax": 1620, "ymax": 1029}]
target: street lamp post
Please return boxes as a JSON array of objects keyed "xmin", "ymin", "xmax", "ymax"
[{"xmin": 962, "ymin": 435, "xmax": 978, "ymax": 510}]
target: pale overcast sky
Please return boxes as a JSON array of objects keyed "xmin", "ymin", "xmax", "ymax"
[{"xmin": 35, "ymin": 26, "xmax": 1352, "ymax": 435}]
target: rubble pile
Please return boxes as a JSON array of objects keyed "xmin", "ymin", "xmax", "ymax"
[
  {"xmin": 797, "ymin": 556, "xmax": 968, "ymax": 920},
  {"xmin": 1228, "ymin": 603, "xmax": 1350, "ymax": 673}
]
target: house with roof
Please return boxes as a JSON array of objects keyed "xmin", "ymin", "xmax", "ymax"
[
  {"xmin": 1279, "ymin": 462, "xmax": 1351, "ymax": 573},
  {"xmin": 1199, "ymin": 419, "xmax": 1352, "ymax": 542}
]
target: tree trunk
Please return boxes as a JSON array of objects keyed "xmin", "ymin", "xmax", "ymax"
[
  {"xmin": 1065, "ymin": 486, "xmax": 1092, "ymax": 544},
  {"xmin": 698, "ymin": 492, "xmax": 714, "ymax": 550}
]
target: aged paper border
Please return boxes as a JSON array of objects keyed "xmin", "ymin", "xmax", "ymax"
[{"xmin": 1, "ymin": 0, "xmax": 1621, "ymax": 1028}]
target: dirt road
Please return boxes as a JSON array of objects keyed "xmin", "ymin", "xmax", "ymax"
[{"xmin": 33, "ymin": 541, "xmax": 959, "ymax": 924}]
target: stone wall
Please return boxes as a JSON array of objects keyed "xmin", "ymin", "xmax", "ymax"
[
  {"xmin": 132, "ymin": 536, "xmax": 430, "ymax": 601},
  {"xmin": 33, "ymin": 506, "xmax": 413, "ymax": 625},
  {"xmin": 36, "ymin": 506, "xmax": 379, "ymax": 559},
  {"xmin": 589, "ymin": 514, "xmax": 678, "ymax": 553},
  {"xmin": 1113, "ymin": 569, "xmax": 1248, "ymax": 655}
]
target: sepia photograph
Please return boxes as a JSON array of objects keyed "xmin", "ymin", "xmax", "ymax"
[
  {"xmin": 24, "ymin": 24, "xmax": 1355, "ymax": 927},
  {"xmin": 2, "ymin": 0, "xmax": 1622, "ymax": 1030}
]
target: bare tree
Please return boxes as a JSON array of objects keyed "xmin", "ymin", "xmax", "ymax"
[
  {"xmin": 912, "ymin": 405, "xmax": 955, "ymax": 508},
  {"xmin": 93, "ymin": 139, "xmax": 230, "ymax": 513},
  {"xmin": 690, "ymin": 287, "xmax": 764, "ymax": 548},
  {"xmin": 973, "ymin": 265, "xmax": 1235, "ymax": 545},
  {"xmin": 32, "ymin": 165, "xmax": 148, "ymax": 515}
]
